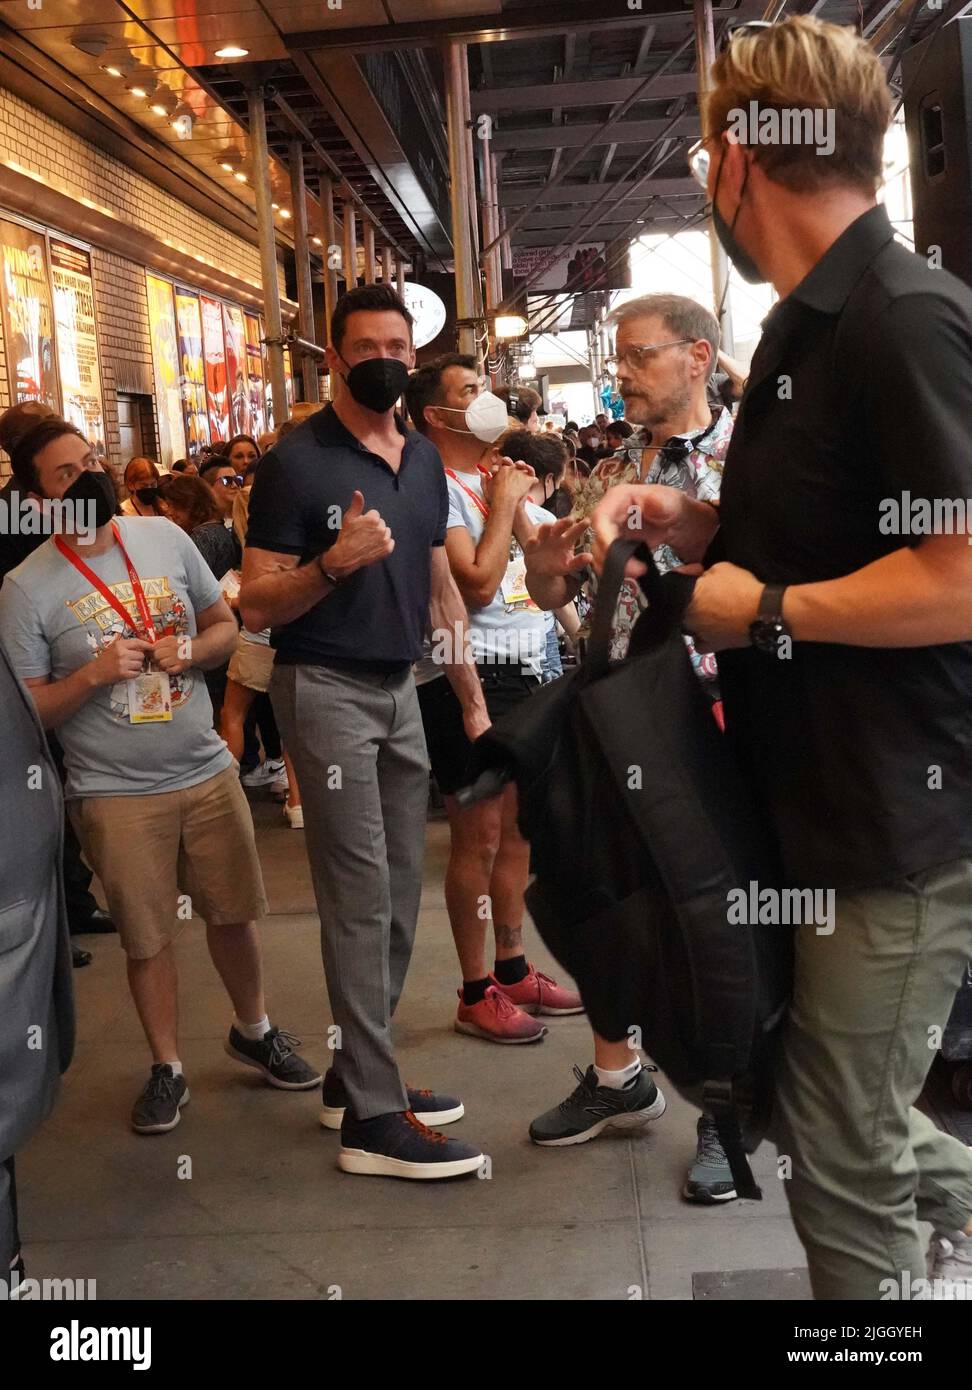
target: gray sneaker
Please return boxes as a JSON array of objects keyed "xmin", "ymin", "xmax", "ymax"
[
  {"xmin": 683, "ymin": 1113, "xmax": 738, "ymax": 1203},
  {"xmin": 529, "ymin": 1063, "xmax": 666, "ymax": 1146},
  {"xmin": 224, "ymin": 1025, "xmax": 323, "ymax": 1090},
  {"xmin": 131, "ymin": 1064, "xmax": 189, "ymax": 1134}
]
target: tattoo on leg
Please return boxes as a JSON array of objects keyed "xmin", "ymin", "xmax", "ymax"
[{"xmin": 494, "ymin": 923, "xmax": 522, "ymax": 953}]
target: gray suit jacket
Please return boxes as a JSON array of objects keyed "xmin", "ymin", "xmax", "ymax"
[{"xmin": 0, "ymin": 638, "xmax": 74, "ymax": 1163}]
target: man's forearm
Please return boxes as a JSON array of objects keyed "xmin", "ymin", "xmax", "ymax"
[
  {"xmin": 241, "ymin": 562, "xmax": 334, "ymax": 632},
  {"xmin": 472, "ymin": 497, "xmax": 519, "ymax": 598},
  {"xmin": 786, "ymin": 540, "xmax": 972, "ymax": 647},
  {"xmin": 428, "ymin": 579, "xmax": 488, "ymax": 720},
  {"xmin": 187, "ymin": 619, "xmax": 238, "ymax": 670},
  {"xmin": 29, "ymin": 665, "xmax": 100, "ymax": 730}
]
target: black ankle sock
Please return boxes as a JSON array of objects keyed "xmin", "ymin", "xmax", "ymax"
[
  {"xmin": 462, "ymin": 976, "xmax": 490, "ymax": 1005},
  {"xmin": 493, "ymin": 954, "xmax": 528, "ymax": 986}
]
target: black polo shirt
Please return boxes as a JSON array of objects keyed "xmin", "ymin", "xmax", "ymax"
[
  {"xmin": 246, "ymin": 404, "xmax": 448, "ymax": 668},
  {"xmin": 714, "ymin": 204, "xmax": 972, "ymax": 889}
]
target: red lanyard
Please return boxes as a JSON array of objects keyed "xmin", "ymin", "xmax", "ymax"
[
  {"xmin": 444, "ymin": 468, "xmax": 489, "ymax": 522},
  {"xmin": 53, "ymin": 522, "xmax": 156, "ymax": 644}
]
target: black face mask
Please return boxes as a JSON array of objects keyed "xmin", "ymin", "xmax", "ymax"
[
  {"xmin": 135, "ymin": 486, "xmax": 159, "ymax": 508},
  {"xmin": 340, "ymin": 357, "xmax": 410, "ymax": 414},
  {"xmin": 711, "ymin": 154, "xmax": 765, "ymax": 286},
  {"xmin": 62, "ymin": 468, "xmax": 117, "ymax": 530},
  {"xmin": 544, "ymin": 487, "xmax": 573, "ymax": 520}
]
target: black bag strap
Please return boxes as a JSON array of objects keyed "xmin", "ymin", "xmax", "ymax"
[
  {"xmin": 704, "ymin": 1080, "xmax": 763, "ymax": 1201},
  {"xmin": 586, "ymin": 539, "xmax": 696, "ymax": 680},
  {"xmin": 586, "ymin": 540, "xmax": 660, "ymax": 680}
]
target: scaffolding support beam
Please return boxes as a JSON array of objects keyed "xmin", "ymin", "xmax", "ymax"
[
  {"xmin": 247, "ymin": 83, "xmax": 288, "ymax": 426},
  {"xmin": 694, "ymin": 0, "xmax": 734, "ymax": 354},
  {"xmin": 363, "ymin": 219, "xmax": 377, "ymax": 285},
  {"xmin": 318, "ymin": 174, "xmax": 340, "ymax": 345},
  {"xmin": 343, "ymin": 197, "xmax": 358, "ymax": 291},
  {"xmin": 289, "ymin": 138, "xmax": 320, "ymax": 403},
  {"xmin": 444, "ymin": 38, "xmax": 480, "ymax": 355}
]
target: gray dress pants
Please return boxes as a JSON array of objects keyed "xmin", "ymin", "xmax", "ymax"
[{"xmin": 271, "ymin": 663, "xmax": 430, "ymax": 1120}]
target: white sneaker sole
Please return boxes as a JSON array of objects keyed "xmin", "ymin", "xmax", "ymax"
[
  {"xmin": 132, "ymin": 1086, "xmax": 190, "ymax": 1134},
  {"xmin": 320, "ymin": 1102, "xmax": 465, "ymax": 1130},
  {"xmin": 337, "ymin": 1147, "xmax": 484, "ymax": 1179},
  {"xmin": 682, "ymin": 1182, "xmax": 738, "ymax": 1203},
  {"xmin": 532, "ymin": 1088, "xmax": 667, "ymax": 1147},
  {"xmin": 224, "ymin": 1042, "xmax": 323, "ymax": 1090},
  {"xmin": 454, "ymin": 1019, "xmax": 547, "ymax": 1044}
]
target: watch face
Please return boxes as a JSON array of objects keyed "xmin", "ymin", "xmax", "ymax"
[{"xmin": 750, "ymin": 618, "xmax": 786, "ymax": 654}]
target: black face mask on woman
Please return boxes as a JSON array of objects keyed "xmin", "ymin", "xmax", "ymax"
[
  {"xmin": 340, "ymin": 356, "xmax": 410, "ymax": 414},
  {"xmin": 62, "ymin": 468, "xmax": 118, "ymax": 530}
]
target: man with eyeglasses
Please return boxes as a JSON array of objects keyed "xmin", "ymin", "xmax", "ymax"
[
  {"xmin": 592, "ymin": 16, "xmax": 972, "ymax": 1300},
  {"xmin": 523, "ymin": 294, "xmax": 736, "ymax": 1191}
]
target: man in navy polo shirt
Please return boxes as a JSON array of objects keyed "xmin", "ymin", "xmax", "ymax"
[{"xmin": 242, "ymin": 285, "xmax": 489, "ymax": 1181}]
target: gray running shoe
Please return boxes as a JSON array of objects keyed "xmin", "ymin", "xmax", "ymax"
[
  {"xmin": 131, "ymin": 1064, "xmax": 189, "ymax": 1134},
  {"xmin": 224, "ymin": 1025, "xmax": 323, "ymax": 1090},
  {"xmin": 683, "ymin": 1113, "xmax": 738, "ymax": 1203},
  {"xmin": 529, "ymin": 1063, "xmax": 666, "ymax": 1146}
]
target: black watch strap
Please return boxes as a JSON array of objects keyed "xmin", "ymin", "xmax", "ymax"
[{"xmin": 757, "ymin": 583, "xmax": 786, "ymax": 622}]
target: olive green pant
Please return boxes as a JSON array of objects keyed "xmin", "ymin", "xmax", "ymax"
[{"xmin": 770, "ymin": 857, "xmax": 972, "ymax": 1299}]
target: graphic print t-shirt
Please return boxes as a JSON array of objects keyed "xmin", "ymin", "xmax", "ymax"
[{"xmin": 0, "ymin": 516, "xmax": 232, "ymax": 799}]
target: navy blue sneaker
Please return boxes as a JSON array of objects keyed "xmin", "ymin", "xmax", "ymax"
[
  {"xmin": 224, "ymin": 1025, "xmax": 322, "ymax": 1090},
  {"xmin": 319, "ymin": 1068, "xmax": 464, "ymax": 1130},
  {"xmin": 338, "ymin": 1111, "xmax": 484, "ymax": 1180}
]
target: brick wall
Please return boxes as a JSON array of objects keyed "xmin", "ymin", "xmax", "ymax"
[{"xmin": 0, "ymin": 84, "xmax": 280, "ymax": 474}]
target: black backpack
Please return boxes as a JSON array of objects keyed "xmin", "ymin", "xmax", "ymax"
[{"xmin": 461, "ymin": 541, "xmax": 791, "ymax": 1198}]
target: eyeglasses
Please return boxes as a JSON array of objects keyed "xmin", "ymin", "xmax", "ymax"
[
  {"xmin": 605, "ymin": 340, "xmax": 693, "ymax": 374},
  {"xmin": 215, "ymin": 474, "xmax": 244, "ymax": 488}
]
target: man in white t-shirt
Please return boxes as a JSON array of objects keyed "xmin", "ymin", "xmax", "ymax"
[{"xmin": 406, "ymin": 356, "xmax": 582, "ymax": 1044}]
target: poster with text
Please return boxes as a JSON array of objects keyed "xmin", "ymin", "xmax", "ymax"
[
  {"xmin": 201, "ymin": 294, "xmax": 229, "ymax": 443},
  {"xmin": 0, "ymin": 220, "xmax": 59, "ymax": 409},
  {"xmin": 49, "ymin": 239, "xmax": 106, "ymax": 459},
  {"xmin": 222, "ymin": 301, "xmax": 248, "ymax": 437},
  {"xmin": 145, "ymin": 273, "xmax": 187, "ymax": 466},
  {"xmin": 244, "ymin": 312, "xmax": 266, "ymax": 437},
  {"xmin": 174, "ymin": 289, "xmax": 211, "ymax": 458}
]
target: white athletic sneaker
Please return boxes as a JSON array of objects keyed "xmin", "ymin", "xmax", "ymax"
[
  {"xmin": 283, "ymin": 803, "xmax": 304, "ymax": 829},
  {"xmin": 241, "ymin": 758, "xmax": 286, "ymax": 788},
  {"xmin": 926, "ymin": 1229, "xmax": 972, "ymax": 1297}
]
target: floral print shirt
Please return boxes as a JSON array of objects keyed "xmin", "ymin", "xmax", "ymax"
[{"xmin": 570, "ymin": 407, "xmax": 734, "ymax": 675}]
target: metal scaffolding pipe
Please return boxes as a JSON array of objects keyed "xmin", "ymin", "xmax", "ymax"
[
  {"xmin": 318, "ymin": 174, "xmax": 340, "ymax": 346},
  {"xmin": 343, "ymin": 197, "xmax": 358, "ymax": 290},
  {"xmin": 694, "ymin": 0, "xmax": 734, "ymax": 354},
  {"xmin": 289, "ymin": 139, "xmax": 320, "ymax": 403},
  {"xmin": 443, "ymin": 38, "xmax": 479, "ymax": 355},
  {"xmin": 363, "ymin": 219, "xmax": 377, "ymax": 285},
  {"xmin": 247, "ymin": 83, "xmax": 288, "ymax": 426}
]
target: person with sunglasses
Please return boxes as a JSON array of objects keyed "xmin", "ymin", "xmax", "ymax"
[
  {"xmin": 593, "ymin": 15, "xmax": 972, "ymax": 1300},
  {"xmin": 120, "ymin": 456, "xmax": 162, "ymax": 517},
  {"xmin": 198, "ymin": 457, "xmax": 244, "ymax": 521}
]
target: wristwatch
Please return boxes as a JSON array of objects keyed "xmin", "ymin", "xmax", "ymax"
[{"xmin": 749, "ymin": 583, "xmax": 790, "ymax": 655}]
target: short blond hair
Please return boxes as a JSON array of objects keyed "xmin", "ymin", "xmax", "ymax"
[{"xmin": 705, "ymin": 16, "xmax": 891, "ymax": 193}]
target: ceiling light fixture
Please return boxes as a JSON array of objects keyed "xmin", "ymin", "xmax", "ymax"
[
  {"xmin": 234, "ymin": 170, "xmax": 248, "ymax": 182},
  {"xmin": 148, "ymin": 84, "xmax": 177, "ymax": 118},
  {"xmin": 278, "ymin": 207, "xmax": 291, "ymax": 219},
  {"xmin": 124, "ymin": 67, "xmax": 151, "ymax": 100},
  {"xmin": 220, "ymin": 159, "xmax": 235, "ymax": 173},
  {"xmin": 215, "ymin": 45, "xmax": 249, "ymax": 59},
  {"xmin": 494, "ymin": 314, "xmax": 529, "ymax": 340}
]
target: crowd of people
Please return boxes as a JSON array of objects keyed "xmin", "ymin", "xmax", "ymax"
[{"xmin": 2, "ymin": 15, "xmax": 972, "ymax": 1302}]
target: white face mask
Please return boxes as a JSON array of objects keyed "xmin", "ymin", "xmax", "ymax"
[{"xmin": 436, "ymin": 390, "xmax": 509, "ymax": 444}]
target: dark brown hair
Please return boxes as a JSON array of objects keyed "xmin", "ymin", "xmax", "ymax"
[
  {"xmin": 330, "ymin": 283, "xmax": 413, "ymax": 354},
  {"xmin": 9, "ymin": 418, "xmax": 86, "ymax": 494},
  {"xmin": 157, "ymin": 473, "xmax": 223, "ymax": 530}
]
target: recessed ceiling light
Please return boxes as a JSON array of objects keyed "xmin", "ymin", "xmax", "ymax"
[
  {"xmin": 312, "ymin": 236, "xmax": 322, "ymax": 246},
  {"xmin": 148, "ymin": 85, "xmax": 177, "ymax": 118},
  {"xmin": 278, "ymin": 207, "xmax": 291, "ymax": 219},
  {"xmin": 220, "ymin": 160, "xmax": 235, "ymax": 172},
  {"xmin": 215, "ymin": 45, "xmax": 249, "ymax": 59},
  {"xmin": 271, "ymin": 202, "xmax": 279, "ymax": 210},
  {"xmin": 102, "ymin": 64, "xmax": 124, "ymax": 79},
  {"xmin": 234, "ymin": 170, "xmax": 248, "ymax": 182},
  {"xmin": 125, "ymin": 68, "xmax": 151, "ymax": 99}
]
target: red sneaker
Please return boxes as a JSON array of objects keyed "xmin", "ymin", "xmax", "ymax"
[
  {"xmin": 454, "ymin": 985, "xmax": 547, "ymax": 1044},
  {"xmin": 492, "ymin": 964, "xmax": 585, "ymax": 1016}
]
